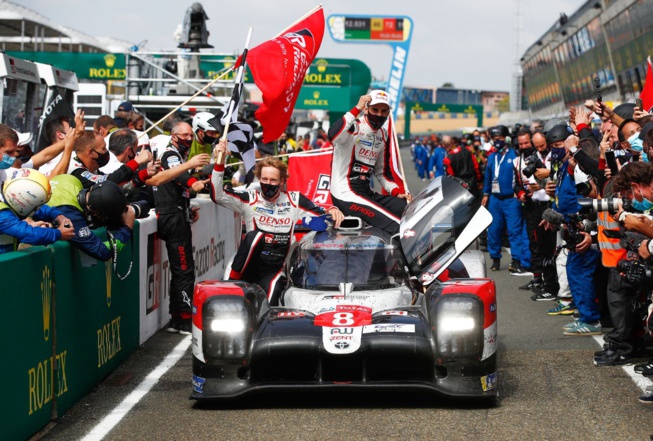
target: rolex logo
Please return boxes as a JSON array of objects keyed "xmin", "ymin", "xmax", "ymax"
[
  {"xmin": 41, "ymin": 266, "xmax": 51, "ymax": 341},
  {"xmin": 105, "ymin": 261, "xmax": 112, "ymax": 307},
  {"xmin": 316, "ymin": 59, "xmax": 328, "ymax": 73},
  {"xmin": 313, "ymin": 91, "xmax": 320, "ymax": 99},
  {"xmin": 104, "ymin": 53, "xmax": 116, "ymax": 68}
]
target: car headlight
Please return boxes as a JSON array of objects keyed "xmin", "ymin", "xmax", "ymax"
[
  {"xmin": 203, "ymin": 297, "xmax": 251, "ymax": 360},
  {"xmin": 435, "ymin": 296, "xmax": 483, "ymax": 358}
]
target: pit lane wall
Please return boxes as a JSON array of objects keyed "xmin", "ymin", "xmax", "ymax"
[{"xmin": 0, "ymin": 198, "xmax": 239, "ymax": 441}]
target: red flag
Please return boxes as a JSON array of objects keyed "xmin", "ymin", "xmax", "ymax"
[
  {"xmin": 287, "ymin": 150, "xmax": 333, "ymax": 209},
  {"xmin": 246, "ymin": 6, "xmax": 325, "ymax": 143},
  {"xmin": 640, "ymin": 57, "xmax": 653, "ymax": 113},
  {"xmin": 382, "ymin": 116, "xmax": 407, "ymax": 195}
]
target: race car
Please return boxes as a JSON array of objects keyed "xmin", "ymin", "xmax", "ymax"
[{"xmin": 190, "ymin": 176, "xmax": 497, "ymax": 402}]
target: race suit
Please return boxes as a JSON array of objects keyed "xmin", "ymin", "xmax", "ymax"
[
  {"xmin": 153, "ymin": 143, "xmax": 200, "ymax": 321},
  {"xmin": 0, "ymin": 201, "xmax": 64, "ymax": 254},
  {"xmin": 210, "ymin": 163, "xmax": 327, "ymax": 305},
  {"xmin": 69, "ymin": 156, "xmax": 148, "ymax": 189},
  {"xmin": 328, "ymin": 107, "xmax": 406, "ymax": 235}
]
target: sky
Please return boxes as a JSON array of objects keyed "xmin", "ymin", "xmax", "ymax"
[{"xmin": 17, "ymin": 0, "xmax": 585, "ymax": 92}]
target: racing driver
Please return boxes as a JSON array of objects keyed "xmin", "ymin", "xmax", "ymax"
[
  {"xmin": 328, "ymin": 90, "xmax": 411, "ymax": 235},
  {"xmin": 210, "ymin": 139, "xmax": 345, "ymax": 304}
]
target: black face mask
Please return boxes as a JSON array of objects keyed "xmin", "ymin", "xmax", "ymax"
[
  {"xmin": 366, "ymin": 113, "xmax": 387, "ymax": 130},
  {"xmin": 94, "ymin": 150, "xmax": 111, "ymax": 168},
  {"xmin": 260, "ymin": 182, "xmax": 280, "ymax": 200},
  {"xmin": 203, "ymin": 134, "xmax": 217, "ymax": 145},
  {"xmin": 176, "ymin": 137, "xmax": 192, "ymax": 153},
  {"xmin": 521, "ymin": 147, "xmax": 535, "ymax": 157}
]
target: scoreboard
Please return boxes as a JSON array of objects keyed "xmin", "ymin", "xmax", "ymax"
[{"xmin": 329, "ymin": 16, "xmax": 410, "ymax": 42}]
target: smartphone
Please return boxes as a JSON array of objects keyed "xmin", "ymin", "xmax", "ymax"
[
  {"xmin": 636, "ymin": 98, "xmax": 643, "ymax": 109},
  {"xmin": 605, "ymin": 150, "xmax": 619, "ymax": 176},
  {"xmin": 152, "ymin": 148, "xmax": 158, "ymax": 161}
]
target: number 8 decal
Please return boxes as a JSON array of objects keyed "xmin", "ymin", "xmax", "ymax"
[{"xmin": 332, "ymin": 312, "xmax": 354, "ymax": 326}]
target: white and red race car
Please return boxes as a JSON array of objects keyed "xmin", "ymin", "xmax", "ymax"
[{"xmin": 191, "ymin": 176, "xmax": 497, "ymax": 403}]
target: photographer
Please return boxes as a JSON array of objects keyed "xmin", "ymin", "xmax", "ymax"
[
  {"xmin": 542, "ymin": 124, "xmax": 602, "ymax": 335},
  {"xmin": 591, "ymin": 161, "xmax": 653, "ymax": 365},
  {"xmin": 47, "ymin": 174, "xmax": 137, "ymax": 262}
]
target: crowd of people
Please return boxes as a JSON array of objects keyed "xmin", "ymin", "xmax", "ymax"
[{"xmin": 410, "ymin": 100, "xmax": 653, "ymax": 405}]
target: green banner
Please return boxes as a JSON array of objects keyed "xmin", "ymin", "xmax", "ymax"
[
  {"xmin": 0, "ymin": 227, "xmax": 140, "ymax": 439},
  {"xmin": 0, "ymin": 247, "xmax": 55, "ymax": 441},
  {"xmin": 7, "ymin": 51, "xmax": 127, "ymax": 80},
  {"xmin": 296, "ymin": 58, "xmax": 371, "ymax": 112}
]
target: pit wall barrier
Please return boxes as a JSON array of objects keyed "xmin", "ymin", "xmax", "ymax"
[{"xmin": 0, "ymin": 198, "xmax": 239, "ymax": 441}]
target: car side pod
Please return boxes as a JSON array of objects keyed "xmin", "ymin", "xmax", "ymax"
[
  {"xmin": 425, "ymin": 278, "xmax": 498, "ymax": 401},
  {"xmin": 191, "ymin": 281, "xmax": 267, "ymax": 399}
]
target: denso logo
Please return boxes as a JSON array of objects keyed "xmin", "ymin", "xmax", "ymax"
[
  {"xmin": 358, "ymin": 148, "xmax": 380, "ymax": 159},
  {"xmin": 349, "ymin": 204, "xmax": 375, "ymax": 218},
  {"xmin": 258, "ymin": 216, "xmax": 292, "ymax": 225}
]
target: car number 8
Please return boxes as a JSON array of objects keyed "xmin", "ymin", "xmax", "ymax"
[{"xmin": 332, "ymin": 312, "xmax": 354, "ymax": 326}]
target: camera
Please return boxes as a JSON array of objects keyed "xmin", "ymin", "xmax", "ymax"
[
  {"xmin": 577, "ymin": 198, "xmax": 635, "ymax": 214},
  {"xmin": 522, "ymin": 154, "xmax": 546, "ymax": 178},
  {"xmin": 617, "ymin": 260, "xmax": 653, "ymax": 286},
  {"xmin": 129, "ymin": 200, "xmax": 150, "ymax": 219}
]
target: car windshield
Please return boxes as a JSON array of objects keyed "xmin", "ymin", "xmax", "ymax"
[{"xmin": 289, "ymin": 232, "xmax": 403, "ymax": 291}]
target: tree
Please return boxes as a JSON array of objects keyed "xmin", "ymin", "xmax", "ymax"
[
  {"xmin": 496, "ymin": 95, "xmax": 511, "ymax": 113},
  {"xmin": 441, "ymin": 82, "xmax": 455, "ymax": 88}
]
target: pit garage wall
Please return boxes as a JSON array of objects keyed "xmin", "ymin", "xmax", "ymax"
[{"xmin": 0, "ymin": 199, "xmax": 239, "ymax": 441}]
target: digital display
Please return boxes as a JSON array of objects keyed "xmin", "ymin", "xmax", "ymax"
[{"xmin": 342, "ymin": 17, "xmax": 407, "ymax": 41}]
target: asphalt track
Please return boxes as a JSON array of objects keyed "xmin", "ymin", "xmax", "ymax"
[{"xmin": 40, "ymin": 148, "xmax": 653, "ymax": 441}]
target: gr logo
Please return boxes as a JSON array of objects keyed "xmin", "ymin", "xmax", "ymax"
[{"xmin": 314, "ymin": 174, "xmax": 331, "ymax": 205}]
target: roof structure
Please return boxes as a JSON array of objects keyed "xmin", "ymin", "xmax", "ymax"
[{"xmin": 0, "ymin": 0, "xmax": 130, "ymax": 53}]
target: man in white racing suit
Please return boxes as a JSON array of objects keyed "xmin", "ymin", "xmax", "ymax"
[
  {"xmin": 328, "ymin": 90, "xmax": 411, "ymax": 235},
  {"xmin": 210, "ymin": 139, "xmax": 344, "ymax": 304}
]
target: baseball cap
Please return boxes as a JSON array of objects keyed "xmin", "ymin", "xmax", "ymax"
[
  {"xmin": 13, "ymin": 130, "xmax": 32, "ymax": 146},
  {"xmin": 117, "ymin": 101, "xmax": 133, "ymax": 112},
  {"xmin": 639, "ymin": 122, "xmax": 653, "ymax": 141},
  {"xmin": 369, "ymin": 90, "xmax": 391, "ymax": 108}
]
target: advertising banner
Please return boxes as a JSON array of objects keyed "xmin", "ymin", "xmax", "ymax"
[
  {"xmin": 0, "ymin": 248, "xmax": 55, "ymax": 441},
  {"xmin": 138, "ymin": 199, "xmax": 241, "ymax": 344}
]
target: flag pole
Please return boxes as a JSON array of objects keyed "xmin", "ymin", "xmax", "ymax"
[
  {"xmin": 139, "ymin": 66, "xmax": 234, "ymax": 139},
  {"xmin": 390, "ymin": 113, "xmax": 410, "ymax": 195},
  {"xmin": 216, "ymin": 27, "xmax": 253, "ymax": 164},
  {"xmin": 274, "ymin": 4, "xmax": 323, "ymax": 38}
]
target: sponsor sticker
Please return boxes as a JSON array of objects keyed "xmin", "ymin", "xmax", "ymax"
[
  {"xmin": 78, "ymin": 226, "xmax": 91, "ymax": 238},
  {"xmin": 481, "ymin": 372, "xmax": 498, "ymax": 391},
  {"xmin": 381, "ymin": 311, "xmax": 409, "ymax": 316},
  {"xmin": 363, "ymin": 324, "xmax": 415, "ymax": 334},
  {"xmin": 278, "ymin": 311, "xmax": 306, "ymax": 318},
  {"xmin": 192, "ymin": 374, "xmax": 206, "ymax": 394},
  {"xmin": 490, "ymin": 303, "xmax": 497, "ymax": 312},
  {"xmin": 359, "ymin": 139, "xmax": 373, "ymax": 147},
  {"xmin": 255, "ymin": 207, "xmax": 274, "ymax": 215},
  {"xmin": 402, "ymin": 228, "xmax": 416, "ymax": 238}
]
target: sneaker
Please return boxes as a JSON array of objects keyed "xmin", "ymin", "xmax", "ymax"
[
  {"xmin": 593, "ymin": 349, "xmax": 631, "ymax": 366},
  {"xmin": 519, "ymin": 278, "xmax": 543, "ymax": 291},
  {"xmin": 547, "ymin": 301, "xmax": 576, "ymax": 316},
  {"xmin": 508, "ymin": 260, "xmax": 520, "ymax": 272},
  {"xmin": 638, "ymin": 393, "xmax": 653, "ymax": 404},
  {"xmin": 530, "ymin": 291, "xmax": 556, "ymax": 301},
  {"xmin": 510, "ymin": 265, "xmax": 534, "ymax": 277},
  {"xmin": 166, "ymin": 317, "xmax": 192, "ymax": 335},
  {"xmin": 634, "ymin": 360, "xmax": 653, "ymax": 374},
  {"xmin": 490, "ymin": 258, "xmax": 500, "ymax": 271},
  {"xmin": 563, "ymin": 320, "xmax": 602, "ymax": 336},
  {"xmin": 641, "ymin": 364, "xmax": 653, "ymax": 377},
  {"xmin": 563, "ymin": 319, "xmax": 580, "ymax": 331}
]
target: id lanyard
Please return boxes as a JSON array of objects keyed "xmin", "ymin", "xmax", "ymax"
[{"xmin": 494, "ymin": 151, "xmax": 507, "ymax": 180}]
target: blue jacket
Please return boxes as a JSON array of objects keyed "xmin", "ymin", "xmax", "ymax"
[
  {"xmin": 483, "ymin": 148, "xmax": 518, "ymax": 197},
  {"xmin": 0, "ymin": 205, "xmax": 63, "ymax": 254},
  {"xmin": 56, "ymin": 205, "xmax": 132, "ymax": 261},
  {"xmin": 428, "ymin": 146, "xmax": 446, "ymax": 178},
  {"xmin": 552, "ymin": 160, "xmax": 581, "ymax": 215}
]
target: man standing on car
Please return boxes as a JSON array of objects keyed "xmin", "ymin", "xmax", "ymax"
[
  {"xmin": 328, "ymin": 91, "xmax": 411, "ymax": 235},
  {"xmin": 210, "ymin": 139, "xmax": 344, "ymax": 305}
]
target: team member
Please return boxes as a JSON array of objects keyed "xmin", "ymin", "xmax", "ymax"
[
  {"xmin": 443, "ymin": 135, "xmax": 482, "ymax": 197},
  {"xmin": 188, "ymin": 112, "xmax": 221, "ymax": 161},
  {"xmin": 47, "ymin": 174, "xmax": 136, "ymax": 262},
  {"xmin": 328, "ymin": 91, "xmax": 410, "ymax": 235},
  {"xmin": 482, "ymin": 125, "xmax": 530, "ymax": 274},
  {"xmin": 210, "ymin": 139, "xmax": 344, "ymax": 305},
  {"xmin": 0, "ymin": 168, "xmax": 74, "ymax": 254},
  {"xmin": 155, "ymin": 122, "xmax": 209, "ymax": 335}
]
